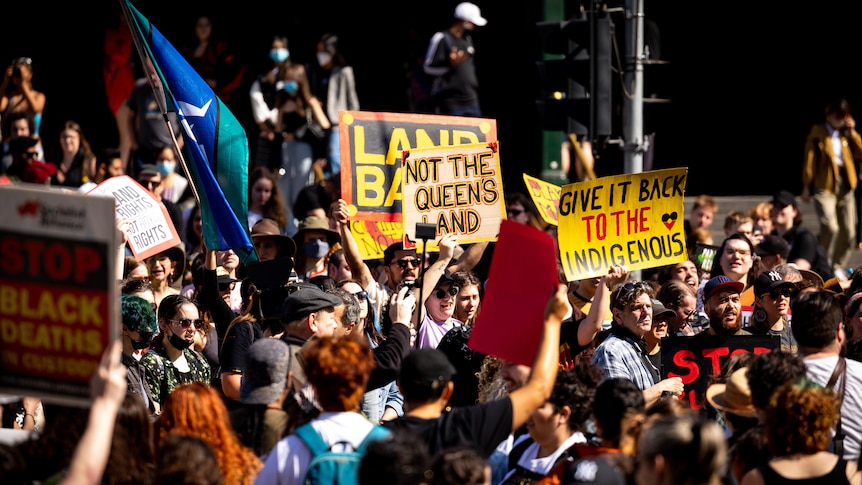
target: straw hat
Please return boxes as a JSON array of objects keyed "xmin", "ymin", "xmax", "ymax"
[{"xmin": 705, "ymin": 367, "xmax": 756, "ymax": 418}]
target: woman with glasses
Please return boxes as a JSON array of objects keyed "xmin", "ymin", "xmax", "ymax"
[
  {"xmin": 416, "ymin": 270, "xmax": 463, "ymax": 350},
  {"xmin": 140, "ymin": 294, "xmax": 212, "ymax": 408},
  {"xmin": 748, "ymin": 270, "xmax": 798, "ymax": 353},
  {"xmin": 710, "ymin": 233, "xmax": 765, "ymax": 309}
]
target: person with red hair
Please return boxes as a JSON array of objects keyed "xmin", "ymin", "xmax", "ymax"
[
  {"xmin": 256, "ymin": 336, "xmax": 390, "ymax": 484},
  {"xmin": 155, "ymin": 382, "xmax": 262, "ymax": 485}
]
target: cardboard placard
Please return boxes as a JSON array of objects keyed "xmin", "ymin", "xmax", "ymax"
[
  {"xmin": 558, "ymin": 168, "xmax": 688, "ymax": 281},
  {"xmin": 401, "ymin": 142, "xmax": 505, "ymax": 252}
]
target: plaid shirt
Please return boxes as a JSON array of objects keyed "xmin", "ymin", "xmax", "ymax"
[{"xmin": 591, "ymin": 329, "xmax": 657, "ymax": 391}]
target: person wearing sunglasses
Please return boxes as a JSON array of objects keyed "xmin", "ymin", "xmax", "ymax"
[
  {"xmin": 592, "ymin": 280, "xmax": 684, "ymax": 406},
  {"xmin": 416, "ymin": 271, "xmax": 462, "ymax": 350},
  {"xmin": 140, "ymin": 294, "xmax": 212, "ymax": 408},
  {"xmin": 747, "ymin": 270, "xmax": 798, "ymax": 353}
]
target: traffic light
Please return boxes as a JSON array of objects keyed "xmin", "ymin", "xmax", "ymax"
[{"xmin": 535, "ymin": 15, "xmax": 612, "ymax": 138}]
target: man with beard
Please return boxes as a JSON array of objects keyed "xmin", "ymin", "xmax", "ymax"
[{"xmin": 698, "ymin": 275, "xmax": 752, "ymax": 337}]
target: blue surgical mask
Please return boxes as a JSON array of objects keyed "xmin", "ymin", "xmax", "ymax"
[
  {"xmin": 304, "ymin": 240, "xmax": 330, "ymax": 259},
  {"xmin": 156, "ymin": 160, "xmax": 176, "ymax": 177},
  {"xmin": 270, "ymin": 48, "xmax": 289, "ymax": 63},
  {"xmin": 283, "ymin": 80, "xmax": 298, "ymax": 94}
]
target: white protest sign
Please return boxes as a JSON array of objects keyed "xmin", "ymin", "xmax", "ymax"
[{"xmin": 87, "ymin": 175, "xmax": 181, "ymax": 260}]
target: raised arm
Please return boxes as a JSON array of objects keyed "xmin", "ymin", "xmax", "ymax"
[
  {"xmin": 508, "ymin": 284, "xmax": 566, "ymax": 433},
  {"xmin": 577, "ymin": 265, "xmax": 628, "ymax": 347},
  {"xmin": 331, "ymin": 199, "xmax": 374, "ymax": 289}
]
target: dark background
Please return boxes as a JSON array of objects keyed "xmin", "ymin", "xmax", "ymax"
[{"xmin": 3, "ymin": 0, "xmax": 862, "ymax": 197}]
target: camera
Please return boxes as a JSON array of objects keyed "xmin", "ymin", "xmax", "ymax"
[{"xmin": 12, "ymin": 66, "xmax": 21, "ymax": 78}]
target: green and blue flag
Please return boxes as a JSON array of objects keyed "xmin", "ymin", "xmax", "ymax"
[{"xmin": 123, "ymin": 0, "xmax": 257, "ymax": 264}]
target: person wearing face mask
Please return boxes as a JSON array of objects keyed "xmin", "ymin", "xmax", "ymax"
[
  {"xmin": 152, "ymin": 144, "xmax": 191, "ymax": 206},
  {"xmin": 250, "ymin": 36, "xmax": 330, "ymax": 236},
  {"xmin": 140, "ymin": 294, "xmax": 212, "ymax": 409},
  {"xmin": 121, "ymin": 294, "xmax": 161, "ymax": 417},
  {"xmin": 293, "ymin": 216, "xmax": 341, "ymax": 282},
  {"xmin": 306, "ymin": 32, "xmax": 360, "ymax": 180},
  {"xmin": 423, "ymin": 2, "xmax": 488, "ymax": 117}
]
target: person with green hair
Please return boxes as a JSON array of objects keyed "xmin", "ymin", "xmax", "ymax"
[{"xmin": 120, "ymin": 293, "xmax": 159, "ymax": 416}]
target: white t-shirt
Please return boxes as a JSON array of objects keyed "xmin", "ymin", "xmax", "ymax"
[
  {"xmin": 501, "ymin": 431, "xmax": 587, "ymax": 482},
  {"xmin": 255, "ymin": 411, "xmax": 377, "ymax": 485},
  {"xmin": 804, "ymin": 355, "xmax": 862, "ymax": 461}
]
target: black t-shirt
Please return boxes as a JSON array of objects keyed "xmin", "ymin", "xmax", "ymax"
[
  {"xmin": 777, "ymin": 225, "xmax": 833, "ymax": 281},
  {"xmin": 220, "ymin": 319, "xmax": 263, "ymax": 374},
  {"xmin": 383, "ymin": 397, "xmax": 513, "ymax": 458}
]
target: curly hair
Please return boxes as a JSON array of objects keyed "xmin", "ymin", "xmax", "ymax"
[
  {"xmin": 746, "ymin": 351, "xmax": 807, "ymax": 411},
  {"xmin": 121, "ymin": 294, "xmax": 158, "ymax": 333},
  {"xmin": 765, "ymin": 379, "xmax": 839, "ymax": 456},
  {"xmin": 548, "ymin": 360, "xmax": 604, "ymax": 432},
  {"xmin": 155, "ymin": 383, "xmax": 262, "ymax": 485},
  {"xmin": 303, "ymin": 336, "xmax": 375, "ymax": 412}
]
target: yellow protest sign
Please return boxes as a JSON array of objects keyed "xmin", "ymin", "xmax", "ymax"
[
  {"xmin": 339, "ymin": 111, "xmax": 497, "ymax": 223},
  {"xmin": 558, "ymin": 168, "xmax": 688, "ymax": 281},
  {"xmin": 348, "ymin": 219, "xmax": 403, "ymax": 260},
  {"xmin": 402, "ymin": 142, "xmax": 505, "ymax": 252},
  {"xmin": 523, "ymin": 173, "xmax": 561, "ymax": 226}
]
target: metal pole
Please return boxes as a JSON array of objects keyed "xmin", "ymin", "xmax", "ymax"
[{"xmin": 623, "ymin": 0, "xmax": 644, "ymax": 175}]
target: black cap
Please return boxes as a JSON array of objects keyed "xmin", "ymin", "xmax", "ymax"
[
  {"xmin": 771, "ymin": 190, "xmax": 797, "ymax": 208},
  {"xmin": 399, "ymin": 348, "xmax": 457, "ymax": 386},
  {"xmin": 282, "ymin": 285, "xmax": 342, "ymax": 322},
  {"xmin": 9, "ymin": 136, "xmax": 38, "ymax": 155},
  {"xmin": 753, "ymin": 270, "xmax": 795, "ymax": 297},
  {"xmin": 139, "ymin": 164, "xmax": 160, "ymax": 177},
  {"xmin": 755, "ymin": 235, "xmax": 789, "ymax": 260}
]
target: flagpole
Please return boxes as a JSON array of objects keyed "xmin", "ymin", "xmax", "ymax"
[{"xmin": 119, "ymin": 0, "xmax": 202, "ymax": 210}]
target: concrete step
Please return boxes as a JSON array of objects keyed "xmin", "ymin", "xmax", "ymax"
[{"xmin": 684, "ymin": 195, "xmax": 862, "ymax": 272}]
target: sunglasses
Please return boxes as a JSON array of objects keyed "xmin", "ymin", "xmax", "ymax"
[
  {"xmin": 352, "ymin": 290, "xmax": 368, "ymax": 301},
  {"xmin": 395, "ymin": 258, "xmax": 420, "ymax": 270},
  {"xmin": 140, "ymin": 179, "xmax": 161, "ymax": 189},
  {"xmin": 24, "ymin": 151, "xmax": 38, "ymax": 159},
  {"xmin": 764, "ymin": 288, "xmax": 793, "ymax": 300},
  {"xmin": 171, "ymin": 318, "xmax": 204, "ymax": 330},
  {"xmin": 219, "ymin": 282, "xmax": 235, "ymax": 292},
  {"xmin": 507, "ymin": 208, "xmax": 523, "ymax": 217},
  {"xmin": 434, "ymin": 286, "xmax": 460, "ymax": 299}
]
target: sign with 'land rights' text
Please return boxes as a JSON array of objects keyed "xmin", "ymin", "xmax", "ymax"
[{"xmin": 558, "ymin": 168, "xmax": 688, "ymax": 281}]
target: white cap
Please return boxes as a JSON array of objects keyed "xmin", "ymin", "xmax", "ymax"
[{"xmin": 455, "ymin": 2, "xmax": 487, "ymax": 26}]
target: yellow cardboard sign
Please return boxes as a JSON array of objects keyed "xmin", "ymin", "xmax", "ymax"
[
  {"xmin": 523, "ymin": 173, "xmax": 561, "ymax": 226},
  {"xmin": 348, "ymin": 220, "xmax": 403, "ymax": 260},
  {"xmin": 402, "ymin": 142, "xmax": 506, "ymax": 252},
  {"xmin": 558, "ymin": 168, "xmax": 688, "ymax": 281}
]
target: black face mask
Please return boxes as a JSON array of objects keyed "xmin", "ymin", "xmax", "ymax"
[
  {"xmin": 168, "ymin": 331, "xmax": 193, "ymax": 350},
  {"xmin": 130, "ymin": 331, "xmax": 154, "ymax": 350}
]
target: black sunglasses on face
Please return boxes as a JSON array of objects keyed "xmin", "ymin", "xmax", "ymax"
[
  {"xmin": 764, "ymin": 288, "xmax": 793, "ymax": 300},
  {"xmin": 507, "ymin": 208, "xmax": 523, "ymax": 217},
  {"xmin": 434, "ymin": 286, "xmax": 459, "ymax": 299},
  {"xmin": 172, "ymin": 318, "xmax": 204, "ymax": 330},
  {"xmin": 395, "ymin": 258, "xmax": 420, "ymax": 270},
  {"xmin": 352, "ymin": 290, "xmax": 368, "ymax": 301}
]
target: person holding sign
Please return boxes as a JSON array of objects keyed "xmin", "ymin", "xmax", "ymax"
[{"xmin": 591, "ymin": 281, "xmax": 684, "ymax": 406}]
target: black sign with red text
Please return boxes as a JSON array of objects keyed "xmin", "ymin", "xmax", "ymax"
[{"xmin": 660, "ymin": 334, "xmax": 779, "ymax": 409}]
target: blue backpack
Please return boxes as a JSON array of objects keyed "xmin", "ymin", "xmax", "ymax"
[{"xmin": 295, "ymin": 422, "xmax": 390, "ymax": 485}]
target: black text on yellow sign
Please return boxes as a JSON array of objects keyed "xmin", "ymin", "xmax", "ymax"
[
  {"xmin": 339, "ymin": 111, "xmax": 497, "ymax": 222},
  {"xmin": 404, "ymin": 152, "xmax": 500, "ymax": 235},
  {"xmin": 558, "ymin": 168, "xmax": 688, "ymax": 280}
]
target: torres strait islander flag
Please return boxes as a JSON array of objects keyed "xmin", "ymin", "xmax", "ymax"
[{"xmin": 122, "ymin": 0, "xmax": 257, "ymax": 264}]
